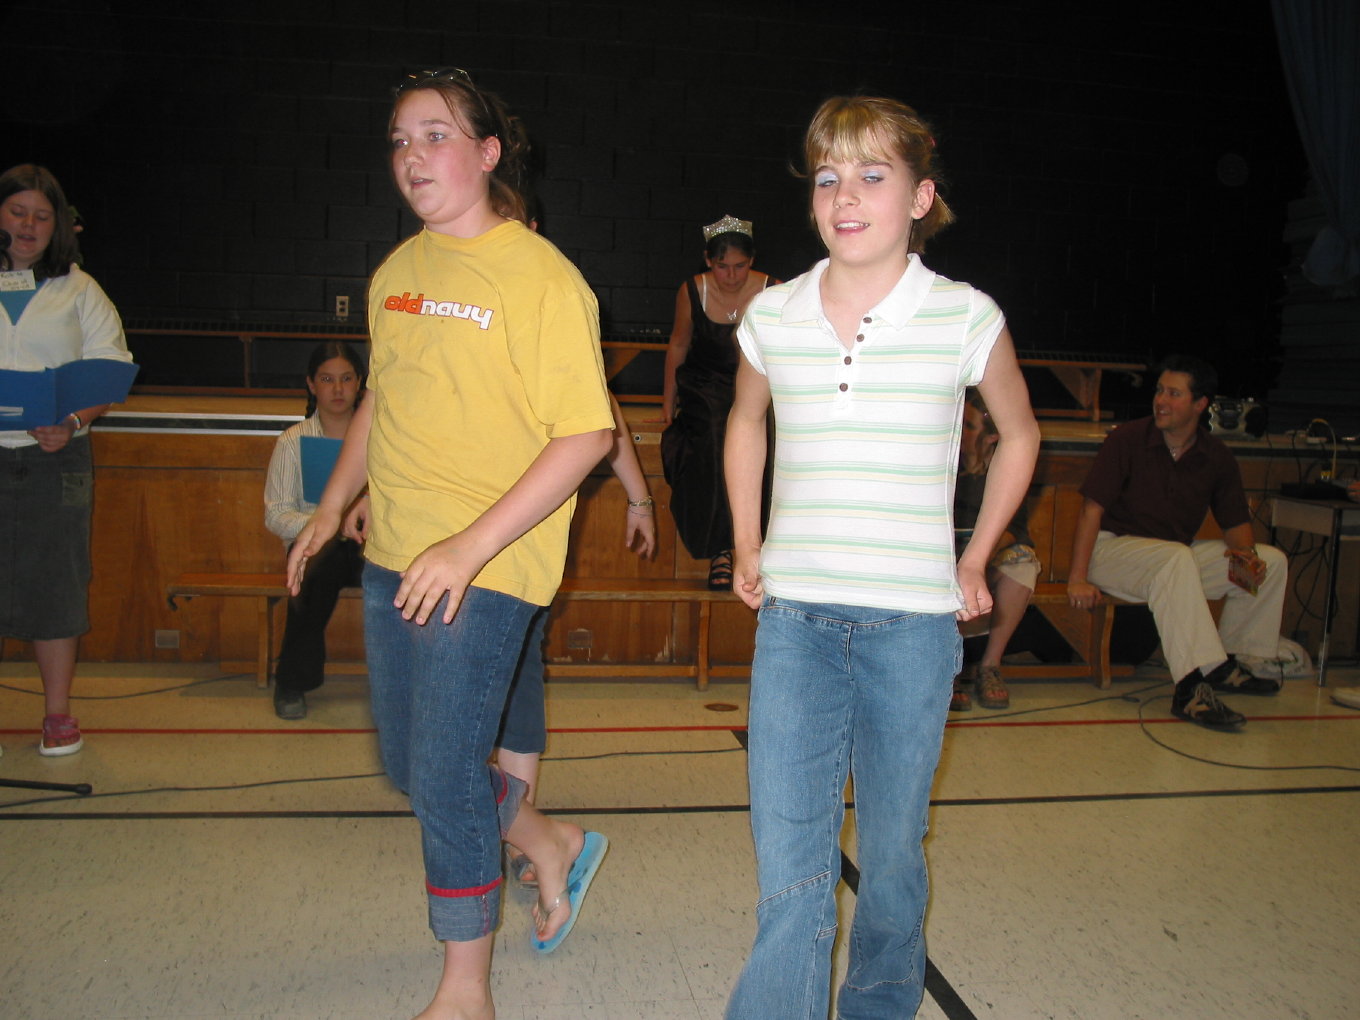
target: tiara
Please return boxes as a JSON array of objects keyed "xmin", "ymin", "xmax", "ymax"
[{"xmin": 702, "ymin": 214, "xmax": 753, "ymax": 242}]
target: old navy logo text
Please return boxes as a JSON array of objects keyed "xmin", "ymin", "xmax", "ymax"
[{"xmin": 384, "ymin": 292, "xmax": 494, "ymax": 330}]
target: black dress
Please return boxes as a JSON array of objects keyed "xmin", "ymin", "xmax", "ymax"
[{"xmin": 661, "ymin": 277, "xmax": 743, "ymax": 560}]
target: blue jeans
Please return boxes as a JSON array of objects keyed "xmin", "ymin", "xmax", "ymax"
[
  {"xmin": 364, "ymin": 564, "xmax": 536, "ymax": 941},
  {"xmin": 497, "ymin": 605, "xmax": 549, "ymax": 754},
  {"xmin": 726, "ymin": 597, "xmax": 959, "ymax": 1020}
]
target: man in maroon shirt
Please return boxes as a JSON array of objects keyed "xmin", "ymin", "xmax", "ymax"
[{"xmin": 1067, "ymin": 356, "xmax": 1288, "ymax": 728}]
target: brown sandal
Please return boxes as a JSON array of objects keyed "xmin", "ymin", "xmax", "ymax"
[{"xmin": 975, "ymin": 665, "xmax": 1010, "ymax": 709}]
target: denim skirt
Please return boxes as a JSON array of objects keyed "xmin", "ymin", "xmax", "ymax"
[{"xmin": 0, "ymin": 436, "xmax": 93, "ymax": 640}]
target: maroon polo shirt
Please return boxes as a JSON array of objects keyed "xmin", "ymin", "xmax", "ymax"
[{"xmin": 1079, "ymin": 417, "xmax": 1251, "ymax": 545}]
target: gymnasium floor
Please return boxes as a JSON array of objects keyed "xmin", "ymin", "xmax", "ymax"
[{"xmin": 2, "ymin": 659, "xmax": 1357, "ymax": 1020}]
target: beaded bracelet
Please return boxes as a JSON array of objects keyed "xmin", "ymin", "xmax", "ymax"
[
  {"xmin": 626, "ymin": 497, "xmax": 654, "ymax": 509},
  {"xmin": 68, "ymin": 412, "xmax": 83, "ymax": 430}
]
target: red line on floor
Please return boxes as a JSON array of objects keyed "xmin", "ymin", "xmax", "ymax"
[
  {"xmin": 549, "ymin": 725, "xmax": 746, "ymax": 733},
  {"xmin": 1, "ymin": 714, "xmax": 1356, "ymax": 738},
  {"xmin": 0, "ymin": 724, "xmax": 744, "ymax": 736}
]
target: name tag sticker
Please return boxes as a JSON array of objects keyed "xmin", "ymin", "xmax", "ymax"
[{"xmin": 0, "ymin": 270, "xmax": 37, "ymax": 292}]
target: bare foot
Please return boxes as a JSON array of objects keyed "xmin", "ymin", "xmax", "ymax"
[
  {"xmin": 416, "ymin": 990, "xmax": 497, "ymax": 1020},
  {"xmin": 415, "ymin": 937, "xmax": 495, "ymax": 1020},
  {"xmin": 528, "ymin": 821, "xmax": 585, "ymax": 942},
  {"xmin": 413, "ymin": 996, "xmax": 492, "ymax": 1020}
]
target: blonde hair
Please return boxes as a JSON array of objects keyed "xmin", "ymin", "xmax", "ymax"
[{"xmin": 800, "ymin": 96, "xmax": 955, "ymax": 254}]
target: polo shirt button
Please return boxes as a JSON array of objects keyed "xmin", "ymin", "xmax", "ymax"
[
  {"xmin": 862, "ymin": 316, "xmax": 872, "ymax": 323},
  {"xmin": 843, "ymin": 356, "xmax": 852, "ymax": 365},
  {"xmin": 838, "ymin": 382, "xmax": 849, "ymax": 392},
  {"xmin": 855, "ymin": 334, "xmax": 864, "ymax": 342}
]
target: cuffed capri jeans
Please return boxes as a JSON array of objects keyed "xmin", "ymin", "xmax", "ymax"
[
  {"xmin": 726, "ymin": 597, "xmax": 959, "ymax": 1020},
  {"xmin": 363, "ymin": 563, "xmax": 537, "ymax": 941}
]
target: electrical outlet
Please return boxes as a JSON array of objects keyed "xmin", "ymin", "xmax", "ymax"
[
  {"xmin": 154, "ymin": 629, "xmax": 181, "ymax": 649},
  {"xmin": 335, "ymin": 295, "xmax": 350, "ymax": 318}
]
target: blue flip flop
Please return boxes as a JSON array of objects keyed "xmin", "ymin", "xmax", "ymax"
[{"xmin": 531, "ymin": 830, "xmax": 608, "ymax": 954}]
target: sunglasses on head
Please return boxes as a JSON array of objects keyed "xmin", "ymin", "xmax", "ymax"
[{"xmin": 397, "ymin": 67, "xmax": 497, "ymax": 136}]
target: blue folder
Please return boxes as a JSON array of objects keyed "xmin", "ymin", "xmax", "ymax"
[
  {"xmin": 0, "ymin": 359, "xmax": 139, "ymax": 430},
  {"xmin": 300, "ymin": 435, "xmax": 344, "ymax": 504}
]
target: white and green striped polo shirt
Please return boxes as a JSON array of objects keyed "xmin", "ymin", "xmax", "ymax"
[{"xmin": 736, "ymin": 254, "xmax": 1003, "ymax": 613}]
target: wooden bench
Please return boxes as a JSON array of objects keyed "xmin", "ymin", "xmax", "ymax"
[
  {"xmin": 166, "ymin": 571, "xmax": 1123, "ymax": 691},
  {"xmin": 1021, "ymin": 583, "xmax": 1132, "ymax": 690},
  {"xmin": 166, "ymin": 573, "xmax": 743, "ymax": 691},
  {"xmin": 167, "ymin": 573, "xmax": 361, "ymax": 689},
  {"xmin": 551, "ymin": 578, "xmax": 744, "ymax": 690}
]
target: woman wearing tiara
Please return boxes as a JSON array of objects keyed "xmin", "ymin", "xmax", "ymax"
[{"xmin": 662, "ymin": 215, "xmax": 777, "ymax": 588}]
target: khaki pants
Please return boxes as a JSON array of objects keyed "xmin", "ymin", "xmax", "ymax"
[{"xmin": 1087, "ymin": 532, "xmax": 1287, "ymax": 682}]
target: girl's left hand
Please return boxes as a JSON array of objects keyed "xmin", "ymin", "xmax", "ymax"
[
  {"xmin": 955, "ymin": 563, "xmax": 994, "ymax": 621},
  {"xmin": 28, "ymin": 420, "xmax": 76, "ymax": 453},
  {"xmin": 396, "ymin": 534, "xmax": 486, "ymax": 625}
]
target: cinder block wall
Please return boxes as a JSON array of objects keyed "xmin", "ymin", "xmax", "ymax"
[{"xmin": 8, "ymin": 0, "xmax": 1304, "ymax": 398}]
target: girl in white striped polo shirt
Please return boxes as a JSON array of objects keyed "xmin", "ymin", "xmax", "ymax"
[{"xmin": 723, "ymin": 95, "xmax": 1040, "ymax": 1020}]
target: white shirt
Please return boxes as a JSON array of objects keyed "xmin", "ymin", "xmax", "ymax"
[
  {"xmin": 0, "ymin": 265, "xmax": 132, "ymax": 448},
  {"xmin": 736, "ymin": 254, "xmax": 1003, "ymax": 612},
  {"xmin": 263, "ymin": 414, "xmax": 324, "ymax": 545}
]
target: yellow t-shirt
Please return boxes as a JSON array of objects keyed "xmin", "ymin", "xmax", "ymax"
[{"xmin": 364, "ymin": 220, "xmax": 612, "ymax": 606}]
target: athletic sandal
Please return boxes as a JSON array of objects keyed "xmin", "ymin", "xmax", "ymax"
[
  {"xmin": 975, "ymin": 665, "xmax": 1010, "ymax": 709},
  {"xmin": 38, "ymin": 714, "xmax": 84, "ymax": 757},
  {"xmin": 532, "ymin": 831, "xmax": 609, "ymax": 954},
  {"xmin": 505, "ymin": 845, "xmax": 538, "ymax": 889},
  {"xmin": 708, "ymin": 550, "xmax": 734, "ymax": 591}
]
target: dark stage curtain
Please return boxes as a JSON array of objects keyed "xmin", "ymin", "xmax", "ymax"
[{"xmin": 1272, "ymin": 0, "xmax": 1360, "ymax": 287}]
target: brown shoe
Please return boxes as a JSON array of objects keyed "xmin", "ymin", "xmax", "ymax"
[{"xmin": 975, "ymin": 665, "xmax": 1010, "ymax": 709}]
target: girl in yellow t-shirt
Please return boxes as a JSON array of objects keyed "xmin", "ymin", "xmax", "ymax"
[{"xmin": 287, "ymin": 68, "xmax": 614, "ymax": 1019}]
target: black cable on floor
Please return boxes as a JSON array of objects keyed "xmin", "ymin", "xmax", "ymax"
[
  {"xmin": 1134, "ymin": 692, "xmax": 1360, "ymax": 773},
  {"xmin": 957, "ymin": 677, "xmax": 1360, "ymax": 773},
  {"xmin": 949, "ymin": 679, "xmax": 1169, "ymax": 720},
  {"xmin": 0, "ymin": 771, "xmax": 387, "ymax": 811},
  {"xmin": 0, "ymin": 673, "xmax": 251, "ymax": 699},
  {"xmin": 0, "ymin": 746, "xmax": 746, "ymax": 811}
]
